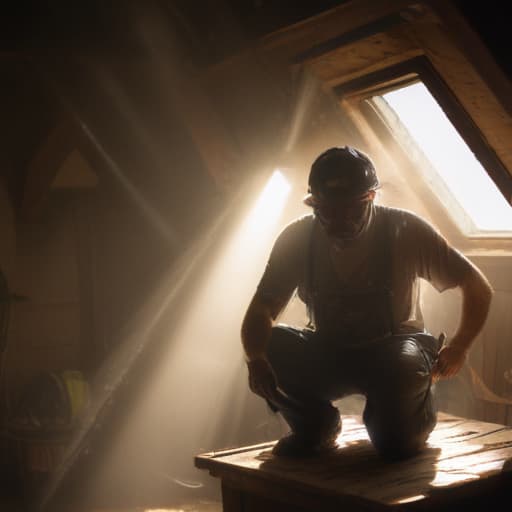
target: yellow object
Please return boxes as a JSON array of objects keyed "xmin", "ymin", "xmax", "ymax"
[{"xmin": 60, "ymin": 370, "xmax": 90, "ymax": 422}]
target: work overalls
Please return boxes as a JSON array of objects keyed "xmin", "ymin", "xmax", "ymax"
[{"xmin": 266, "ymin": 216, "xmax": 440, "ymax": 460}]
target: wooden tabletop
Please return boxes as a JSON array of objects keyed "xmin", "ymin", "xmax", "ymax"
[{"xmin": 195, "ymin": 413, "xmax": 512, "ymax": 510}]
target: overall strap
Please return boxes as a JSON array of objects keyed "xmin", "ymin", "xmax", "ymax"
[
  {"xmin": 373, "ymin": 208, "xmax": 395, "ymax": 335},
  {"xmin": 305, "ymin": 216, "xmax": 317, "ymax": 329}
]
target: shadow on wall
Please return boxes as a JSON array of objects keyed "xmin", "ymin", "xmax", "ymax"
[{"xmin": 0, "ymin": 178, "xmax": 15, "ymax": 284}]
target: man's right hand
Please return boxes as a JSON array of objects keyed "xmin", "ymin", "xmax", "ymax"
[{"xmin": 247, "ymin": 357, "xmax": 280, "ymax": 402}]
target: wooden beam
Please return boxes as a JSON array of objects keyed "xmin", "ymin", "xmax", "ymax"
[
  {"xmin": 260, "ymin": 0, "xmax": 416, "ymax": 61},
  {"xmin": 290, "ymin": 12, "xmax": 408, "ymax": 64},
  {"xmin": 304, "ymin": 24, "xmax": 423, "ymax": 87},
  {"xmin": 427, "ymin": 0, "xmax": 512, "ymax": 118},
  {"xmin": 169, "ymin": 66, "xmax": 241, "ymax": 191}
]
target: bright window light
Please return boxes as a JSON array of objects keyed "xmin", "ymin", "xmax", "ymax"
[{"xmin": 380, "ymin": 82, "xmax": 512, "ymax": 235}]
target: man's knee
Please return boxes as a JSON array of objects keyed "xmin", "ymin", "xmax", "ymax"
[
  {"xmin": 266, "ymin": 325, "xmax": 298, "ymax": 368},
  {"xmin": 266, "ymin": 325, "xmax": 317, "ymax": 395},
  {"xmin": 364, "ymin": 394, "xmax": 437, "ymax": 461}
]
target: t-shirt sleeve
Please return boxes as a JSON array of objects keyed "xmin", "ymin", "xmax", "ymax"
[
  {"xmin": 255, "ymin": 216, "xmax": 308, "ymax": 305},
  {"xmin": 402, "ymin": 211, "xmax": 472, "ymax": 292}
]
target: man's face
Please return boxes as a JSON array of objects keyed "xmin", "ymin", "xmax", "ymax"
[{"xmin": 308, "ymin": 191, "xmax": 376, "ymax": 242}]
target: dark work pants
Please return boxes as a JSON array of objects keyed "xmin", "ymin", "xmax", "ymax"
[{"xmin": 266, "ymin": 325, "xmax": 440, "ymax": 460}]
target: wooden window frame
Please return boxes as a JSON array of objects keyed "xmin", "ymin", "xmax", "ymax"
[{"xmin": 334, "ymin": 56, "xmax": 512, "ymax": 208}]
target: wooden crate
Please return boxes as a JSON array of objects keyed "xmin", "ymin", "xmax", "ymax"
[{"xmin": 196, "ymin": 413, "xmax": 512, "ymax": 511}]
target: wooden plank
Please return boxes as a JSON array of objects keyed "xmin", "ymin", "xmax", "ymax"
[
  {"xmin": 196, "ymin": 414, "xmax": 512, "ymax": 508},
  {"xmin": 260, "ymin": 0, "xmax": 415, "ymax": 61},
  {"xmin": 305, "ymin": 25, "xmax": 423, "ymax": 87},
  {"xmin": 427, "ymin": 0, "xmax": 512, "ymax": 118}
]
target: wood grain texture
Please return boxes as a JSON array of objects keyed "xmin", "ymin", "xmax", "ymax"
[{"xmin": 196, "ymin": 413, "xmax": 512, "ymax": 510}]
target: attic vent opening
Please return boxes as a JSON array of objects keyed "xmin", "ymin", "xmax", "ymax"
[{"xmin": 371, "ymin": 82, "xmax": 512, "ymax": 237}]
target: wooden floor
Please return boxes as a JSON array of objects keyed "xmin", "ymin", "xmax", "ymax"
[
  {"xmin": 196, "ymin": 412, "xmax": 512, "ymax": 511},
  {"xmin": 90, "ymin": 502, "xmax": 223, "ymax": 512},
  {"xmin": 0, "ymin": 498, "xmax": 223, "ymax": 512}
]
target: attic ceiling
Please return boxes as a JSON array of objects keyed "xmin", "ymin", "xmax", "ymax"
[{"xmin": 1, "ymin": 1, "xmax": 510, "ymax": 217}]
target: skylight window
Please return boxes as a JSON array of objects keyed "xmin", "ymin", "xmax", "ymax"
[{"xmin": 376, "ymin": 82, "xmax": 512, "ymax": 236}]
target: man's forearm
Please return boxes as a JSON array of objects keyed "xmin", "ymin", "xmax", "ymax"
[
  {"xmin": 241, "ymin": 297, "xmax": 274, "ymax": 362},
  {"xmin": 450, "ymin": 268, "xmax": 493, "ymax": 352}
]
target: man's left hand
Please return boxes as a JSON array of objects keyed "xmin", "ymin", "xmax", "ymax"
[{"xmin": 432, "ymin": 344, "xmax": 468, "ymax": 381}]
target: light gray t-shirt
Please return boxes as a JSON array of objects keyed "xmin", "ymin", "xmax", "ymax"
[{"xmin": 256, "ymin": 205, "xmax": 471, "ymax": 340}]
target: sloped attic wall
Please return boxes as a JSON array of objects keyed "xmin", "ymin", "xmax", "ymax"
[{"xmin": 0, "ymin": 12, "xmax": 231, "ymax": 501}]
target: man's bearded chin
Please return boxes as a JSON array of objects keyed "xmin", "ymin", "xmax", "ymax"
[{"xmin": 325, "ymin": 203, "xmax": 373, "ymax": 249}]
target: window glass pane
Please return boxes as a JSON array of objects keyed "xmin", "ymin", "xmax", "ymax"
[{"xmin": 382, "ymin": 82, "xmax": 512, "ymax": 233}]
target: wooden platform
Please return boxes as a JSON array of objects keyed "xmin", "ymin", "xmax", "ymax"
[{"xmin": 195, "ymin": 413, "xmax": 512, "ymax": 511}]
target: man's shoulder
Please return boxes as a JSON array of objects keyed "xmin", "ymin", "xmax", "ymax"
[
  {"xmin": 281, "ymin": 213, "xmax": 315, "ymax": 235},
  {"xmin": 262, "ymin": 214, "xmax": 313, "ymax": 273},
  {"xmin": 375, "ymin": 205, "xmax": 443, "ymax": 245},
  {"xmin": 376, "ymin": 204, "xmax": 421, "ymax": 219},
  {"xmin": 376, "ymin": 205, "xmax": 434, "ymax": 229},
  {"xmin": 271, "ymin": 213, "xmax": 314, "ymax": 251}
]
